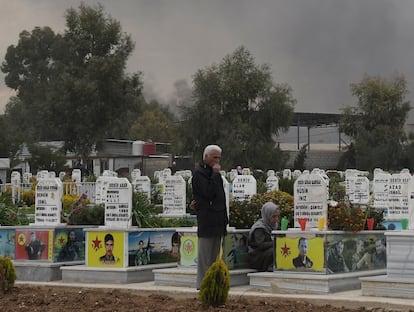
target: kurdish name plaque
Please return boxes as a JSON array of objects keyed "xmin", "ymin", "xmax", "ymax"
[
  {"xmin": 105, "ymin": 177, "xmax": 132, "ymax": 228},
  {"xmin": 294, "ymin": 173, "xmax": 327, "ymax": 228},
  {"xmin": 35, "ymin": 178, "xmax": 63, "ymax": 225}
]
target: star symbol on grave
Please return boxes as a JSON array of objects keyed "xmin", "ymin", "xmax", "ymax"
[
  {"xmin": 92, "ymin": 236, "xmax": 102, "ymax": 251},
  {"xmin": 58, "ymin": 235, "xmax": 66, "ymax": 247},
  {"xmin": 280, "ymin": 243, "xmax": 291, "ymax": 257},
  {"xmin": 17, "ymin": 233, "xmax": 27, "ymax": 246}
]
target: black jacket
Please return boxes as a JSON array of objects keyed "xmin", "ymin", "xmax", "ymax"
[{"xmin": 192, "ymin": 161, "xmax": 228, "ymax": 237}]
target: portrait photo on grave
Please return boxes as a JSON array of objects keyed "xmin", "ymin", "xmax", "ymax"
[
  {"xmin": 276, "ymin": 235, "xmax": 324, "ymax": 271},
  {"xmin": 326, "ymin": 234, "xmax": 386, "ymax": 273},
  {"xmin": 0, "ymin": 229, "xmax": 15, "ymax": 259},
  {"xmin": 15, "ymin": 230, "xmax": 50, "ymax": 261},
  {"xmin": 224, "ymin": 233, "xmax": 248, "ymax": 269},
  {"xmin": 87, "ymin": 231, "xmax": 123, "ymax": 267},
  {"xmin": 54, "ymin": 228, "xmax": 85, "ymax": 262},
  {"xmin": 128, "ymin": 230, "xmax": 179, "ymax": 267}
]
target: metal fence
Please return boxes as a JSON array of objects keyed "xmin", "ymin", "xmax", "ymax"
[{"xmin": 0, "ymin": 182, "xmax": 97, "ymax": 204}]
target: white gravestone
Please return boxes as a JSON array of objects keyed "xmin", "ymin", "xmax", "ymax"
[
  {"xmin": 11, "ymin": 171, "xmax": 21, "ymax": 204},
  {"xmin": 95, "ymin": 176, "xmax": 111, "ymax": 205},
  {"xmin": 221, "ymin": 174, "xmax": 230, "ymax": 225},
  {"xmin": 72, "ymin": 169, "xmax": 82, "ymax": 183},
  {"xmin": 292, "ymin": 170, "xmax": 302, "ymax": 180},
  {"xmin": 373, "ymin": 172, "xmax": 391, "ymax": 209},
  {"xmin": 408, "ymin": 175, "xmax": 414, "ymax": 230},
  {"xmin": 161, "ymin": 175, "xmax": 187, "ymax": 216},
  {"xmin": 34, "ymin": 177, "xmax": 63, "ymax": 225},
  {"xmin": 294, "ymin": 173, "xmax": 328, "ymax": 229},
  {"xmin": 23, "ymin": 172, "xmax": 32, "ymax": 184},
  {"xmin": 283, "ymin": 169, "xmax": 292, "ymax": 180},
  {"xmin": 132, "ymin": 176, "xmax": 151, "ymax": 200},
  {"xmin": 131, "ymin": 169, "xmax": 141, "ymax": 180},
  {"xmin": 232, "ymin": 175, "xmax": 257, "ymax": 201},
  {"xmin": 350, "ymin": 176, "xmax": 370, "ymax": 204},
  {"xmin": 104, "ymin": 177, "xmax": 132, "ymax": 228},
  {"xmin": 266, "ymin": 174, "xmax": 279, "ymax": 192},
  {"xmin": 387, "ymin": 172, "xmax": 411, "ymax": 220}
]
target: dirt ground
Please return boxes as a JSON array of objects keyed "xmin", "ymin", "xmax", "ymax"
[{"xmin": 0, "ymin": 284, "xmax": 413, "ymax": 312}]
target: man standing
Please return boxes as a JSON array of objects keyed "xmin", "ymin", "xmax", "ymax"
[{"xmin": 192, "ymin": 145, "xmax": 228, "ymax": 289}]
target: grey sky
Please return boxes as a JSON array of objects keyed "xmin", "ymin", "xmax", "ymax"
[{"xmin": 2, "ymin": 0, "xmax": 414, "ymax": 125}]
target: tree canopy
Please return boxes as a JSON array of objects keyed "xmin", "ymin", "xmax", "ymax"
[
  {"xmin": 340, "ymin": 74, "xmax": 411, "ymax": 171},
  {"xmin": 179, "ymin": 46, "xmax": 295, "ymax": 170},
  {"xmin": 1, "ymin": 3, "xmax": 143, "ymax": 163}
]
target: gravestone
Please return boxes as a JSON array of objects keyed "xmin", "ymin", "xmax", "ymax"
[
  {"xmin": 232, "ymin": 174, "xmax": 257, "ymax": 201},
  {"xmin": 293, "ymin": 172, "xmax": 328, "ymax": 229},
  {"xmin": 229, "ymin": 169, "xmax": 238, "ymax": 182},
  {"xmin": 72, "ymin": 169, "xmax": 82, "ymax": 183},
  {"xmin": 161, "ymin": 175, "xmax": 187, "ymax": 216},
  {"xmin": 34, "ymin": 176, "xmax": 63, "ymax": 225},
  {"xmin": 95, "ymin": 170, "xmax": 118, "ymax": 205},
  {"xmin": 132, "ymin": 175, "xmax": 151, "ymax": 200},
  {"xmin": 104, "ymin": 177, "xmax": 133, "ymax": 228},
  {"xmin": 11, "ymin": 171, "xmax": 21, "ymax": 204},
  {"xmin": 387, "ymin": 171, "xmax": 411, "ymax": 220},
  {"xmin": 373, "ymin": 172, "xmax": 391, "ymax": 209},
  {"xmin": 350, "ymin": 176, "xmax": 370, "ymax": 204},
  {"xmin": 58, "ymin": 171, "xmax": 66, "ymax": 181},
  {"xmin": 266, "ymin": 170, "xmax": 279, "ymax": 192},
  {"xmin": 23, "ymin": 172, "xmax": 32, "ymax": 184},
  {"xmin": 131, "ymin": 169, "xmax": 141, "ymax": 181},
  {"xmin": 221, "ymin": 173, "xmax": 230, "ymax": 224},
  {"xmin": 283, "ymin": 169, "xmax": 292, "ymax": 180},
  {"xmin": 292, "ymin": 170, "xmax": 302, "ymax": 180}
]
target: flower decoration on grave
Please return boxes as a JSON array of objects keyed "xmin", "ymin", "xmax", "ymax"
[
  {"xmin": 327, "ymin": 200, "xmax": 365, "ymax": 232},
  {"xmin": 229, "ymin": 190, "xmax": 294, "ymax": 229}
]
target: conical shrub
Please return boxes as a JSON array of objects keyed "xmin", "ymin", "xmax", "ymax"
[
  {"xmin": 198, "ymin": 256, "xmax": 230, "ymax": 307},
  {"xmin": 0, "ymin": 256, "xmax": 17, "ymax": 293}
]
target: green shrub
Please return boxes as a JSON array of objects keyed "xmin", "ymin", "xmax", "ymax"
[
  {"xmin": 198, "ymin": 256, "xmax": 229, "ymax": 307},
  {"xmin": 68, "ymin": 204, "xmax": 105, "ymax": 225},
  {"xmin": 0, "ymin": 257, "xmax": 17, "ymax": 293}
]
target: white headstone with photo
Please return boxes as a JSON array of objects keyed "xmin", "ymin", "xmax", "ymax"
[
  {"xmin": 294, "ymin": 172, "xmax": 328, "ymax": 229},
  {"xmin": 104, "ymin": 177, "xmax": 132, "ymax": 228},
  {"xmin": 232, "ymin": 174, "xmax": 257, "ymax": 201},
  {"xmin": 34, "ymin": 177, "xmax": 63, "ymax": 225},
  {"xmin": 161, "ymin": 175, "xmax": 187, "ymax": 216}
]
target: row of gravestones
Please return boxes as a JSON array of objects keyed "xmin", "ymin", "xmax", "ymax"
[{"xmin": 11, "ymin": 166, "xmax": 414, "ymax": 230}]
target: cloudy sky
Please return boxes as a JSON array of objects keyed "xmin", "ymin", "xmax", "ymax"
[{"xmin": 2, "ymin": 0, "xmax": 414, "ymax": 128}]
